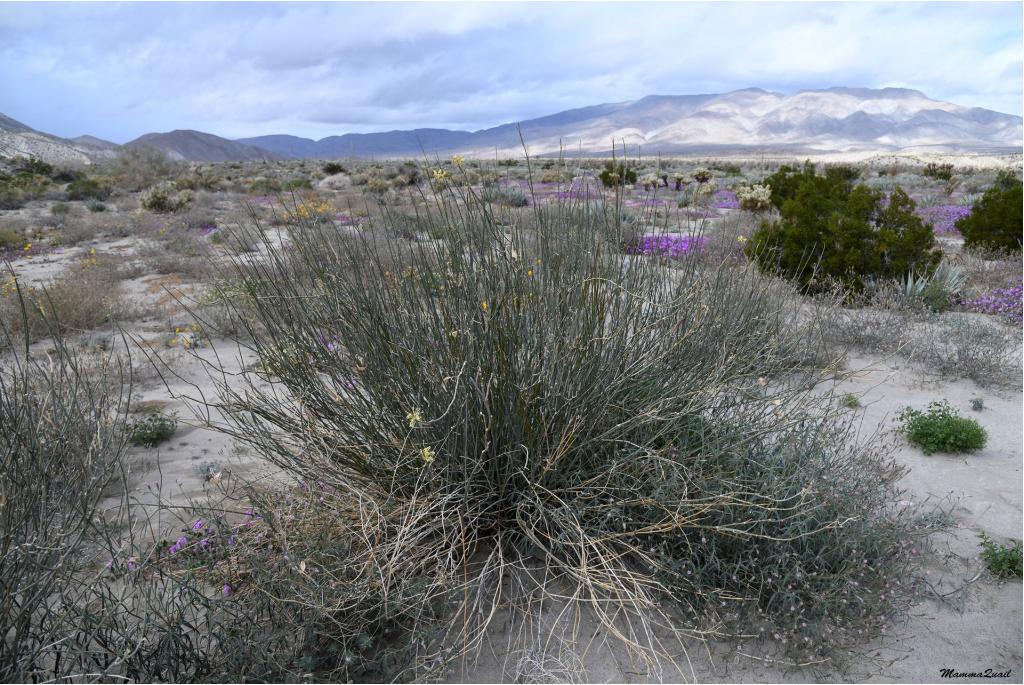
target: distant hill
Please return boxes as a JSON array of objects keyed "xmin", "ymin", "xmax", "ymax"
[
  {"xmin": 125, "ymin": 130, "xmax": 286, "ymax": 162},
  {"xmin": 0, "ymin": 113, "xmax": 114, "ymax": 165},
  {"xmin": 237, "ymin": 87, "xmax": 1023, "ymax": 158}
]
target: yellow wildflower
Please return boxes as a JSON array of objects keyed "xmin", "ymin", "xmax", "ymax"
[
  {"xmin": 419, "ymin": 446, "xmax": 435, "ymax": 464},
  {"xmin": 481, "ymin": 301, "xmax": 488, "ymax": 312},
  {"xmin": 451, "ymin": 154, "xmax": 465, "ymax": 168},
  {"xmin": 23, "ymin": 243, "xmax": 31, "ymax": 251},
  {"xmin": 406, "ymin": 409, "xmax": 423, "ymax": 428},
  {"xmin": 737, "ymin": 235, "xmax": 748, "ymax": 244}
]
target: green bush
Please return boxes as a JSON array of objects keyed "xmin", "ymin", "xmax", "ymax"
[
  {"xmin": 66, "ymin": 176, "xmax": 112, "ymax": 201},
  {"xmin": 979, "ymin": 533, "xmax": 1023, "ymax": 578},
  {"xmin": 955, "ymin": 171, "xmax": 1022, "ymax": 253},
  {"xmin": 897, "ymin": 400, "xmax": 987, "ymax": 455},
  {"xmin": 598, "ymin": 161, "xmax": 637, "ymax": 188},
  {"xmin": 747, "ymin": 168, "xmax": 941, "ymax": 292},
  {"xmin": 323, "ymin": 162, "xmax": 346, "ymax": 175},
  {"xmin": 127, "ymin": 412, "xmax": 177, "ymax": 446},
  {"xmin": 142, "ymin": 186, "xmax": 191, "ymax": 213}
]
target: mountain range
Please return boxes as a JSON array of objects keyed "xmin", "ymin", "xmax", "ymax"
[{"xmin": 1, "ymin": 87, "xmax": 1020, "ymax": 164}]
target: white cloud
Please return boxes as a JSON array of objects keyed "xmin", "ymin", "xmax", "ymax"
[{"xmin": 0, "ymin": 2, "xmax": 1019, "ymax": 142}]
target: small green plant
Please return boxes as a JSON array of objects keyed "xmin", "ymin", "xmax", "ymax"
[
  {"xmin": 323, "ymin": 162, "xmax": 345, "ymax": 175},
  {"xmin": 85, "ymin": 199, "xmax": 107, "ymax": 213},
  {"xmin": 978, "ymin": 533, "xmax": 1023, "ymax": 578},
  {"xmin": 970, "ymin": 398, "xmax": 984, "ymax": 412},
  {"xmin": 842, "ymin": 393, "xmax": 861, "ymax": 409},
  {"xmin": 897, "ymin": 400, "xmax": 987, "ymax": 455},
  {"xmin": 127, "ymin": 412, "xmax": 178, "ymax": 446},
  {"xmin": 142, "ymin": 186, "xmax": 191, "ymax": 213},
  {"xmin": 50, "ymin": 202, "xmax": 71, "ymax": 216}
]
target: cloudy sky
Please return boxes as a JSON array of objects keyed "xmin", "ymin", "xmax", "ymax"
[{"xmin": 1, "ymin": 2, "xmax": 1021, "ymax": 143}]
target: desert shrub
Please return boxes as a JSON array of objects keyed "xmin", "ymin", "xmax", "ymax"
[
  {"xmin": 0, "ymin": 227, "xmax": 21, "ymax": 251},
  {"xmin": 747, "ymin": 174, "xmax": 941, "ymax": 293},
  {"xmin": 107, "ymin": 146, "xmax": 184, "ymax": 191},
  {"xmin": 188, "ymin": 182, "xmax": 927, "ymax": 676},
  {"xmin": 598, "ymin": 161, "xmax": 637, "ymax": 188},
  {"xmin": 127, "ymin": 412, "xmax": 177, "ymax": 446},
  {"xmin": 284, "ymin": 177, "xmax": 313, "ymax": 191},
  {"xmin": 13, "ymin": 156, "xmax": 55, "ymax": 177},
  {"xmin": 897, "ymin": 400, "xmax": 987, "ymax": 455},
  {"xmin": 50, "ymin": 201, "xmax": 71, "ymax": 216},
  {"xmin": 323, "ymin": 162, "xmax": 346, "ymax": 175},
  {"xmin": 66, "ymin": 176, "xmax": 112, "ymax": 201},
  {"xmin": 978, "ymin": 533, "xmax": 1023, "ymax": 578},
  {"xmin": 143, "ymin": 186, "xmax": 193, "ymax": 213},
  {"xmin": 85, "ymin": 199, "xmax": 107, "ymax": 213},
  {"xmin": 922, "ymin": 162, "xmax": 954, "ymax": 181},
  {"xmin": 735, "ymin": 184, "xmax": 772, "ymax": 212},
  {"xmin": 954, "ymin": 171, "xmax": 1023, "ymax": 253},
  {"xmin": 904, "ymin": 313, "xmax": 1022, "ymax": 387},
  {"xmin": 0, "ymin": 256, "xmax": 135, "ymax": 344},
  {"xmin": 0, "ymin": 169, "xmax": 50, "ymax": 209},
  {"xmin": 481, "ymin": 184, "xmax": 528, "ymax": 207},
  {"xmin": 0, "ymin": 310, "xmax": 130, "ymax": 682}
]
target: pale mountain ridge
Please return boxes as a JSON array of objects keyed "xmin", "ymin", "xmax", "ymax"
[
  {"xmin": 238, "ymin": 86, "xmax": 1021, "ymax": 158},
  {"xmin": 0, "ymin": 87, "xmax": 1020, "ymax": 164}
]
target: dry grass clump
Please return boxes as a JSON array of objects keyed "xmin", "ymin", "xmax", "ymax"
[{"xmin": 1, "ymin": 254, "xmax": 138, "ymax": 346}]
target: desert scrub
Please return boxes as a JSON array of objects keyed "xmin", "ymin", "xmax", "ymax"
[
  {"xmin": 897, "ymin": 400, "xmax": 987, "ymax": 455},
  {"xmin": 0, "ymin": 307, "xmax": 131, "ymax": 681},
  {"xmin": 176, "ymin": 177, "xmax": 930, "ymax": 678},
  {"xmin": 978, "ymin": 533, "xmax": 1023, "ymax": 578},
  {"xmin": 127, "ymin": 412, "xmax": 177, "ymax": 446},
  {"xmin": 0, "ymin": 255, "xmax": 135, "ymax": 346}
]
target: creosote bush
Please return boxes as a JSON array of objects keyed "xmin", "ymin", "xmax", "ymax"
[
  {"xmin": 955, "ymin": 170, "xmax": 1023, "ymax": 253},
  {"xmin": 180, "ymin": 180, "xmax": 928, "ymax": 678},
  {"xmin": 748, "ymin": 164, "xmax": 941, "ymax": 293}
]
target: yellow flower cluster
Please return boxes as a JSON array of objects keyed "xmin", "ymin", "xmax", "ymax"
[{"xmin": 283, "ymin": 196, "xmax": 333, "ymax": 222}]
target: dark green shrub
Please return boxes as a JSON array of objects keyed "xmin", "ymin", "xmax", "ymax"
[
  {"xmin": 955, "ymin": 171, "xmax": 1022, "ymax": 252},
  {"xmin": 978, "ymin": 533, "xmax": 1023, "ymax": 578},
  {"xmin": 86, "ymin": 199, "xmax": 107, "ymax": 212},
  {"xmin": 923, "ymin": 162, "xmax": 954, "ymax": 181},
  {"xmin": 323, "ymin": 162, "xmax": 345, "ymax": 175},
  {"xmin": 747, "ymin": 173, "xmax": 941, "ymax": 292},
  {"xmin": 897, "ymin": 400, "xmax": 987, "ymax": 455},
  {"xmin": 67, "ymin": 176, "xmax": 112, "ymax": 200},
  {"xmin": 142, "ymin": 187, "xmax": 191, "ymax": 213},
  {"xmin": 50, "ymin": 202, "xmax": 71, "ymax": 216},
  {"xmin": 127, "ymin": 412, "xmax": 177, "ymax": 446},
  {"xmin": 598, "ymin": 161, "xmax": 637, "ymax": 188}
]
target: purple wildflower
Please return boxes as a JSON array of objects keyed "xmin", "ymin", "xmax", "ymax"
[
  {"xmin": 711, "ymin": 190, "xmax": 740, "ymax": 209},
  {"xmin": 629, "ymin": 234, "xmax": 707, "ymax": 258},
  {"xmin": 961, "ymin": 279, "xmax": 1023, "ymax": 324}
]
